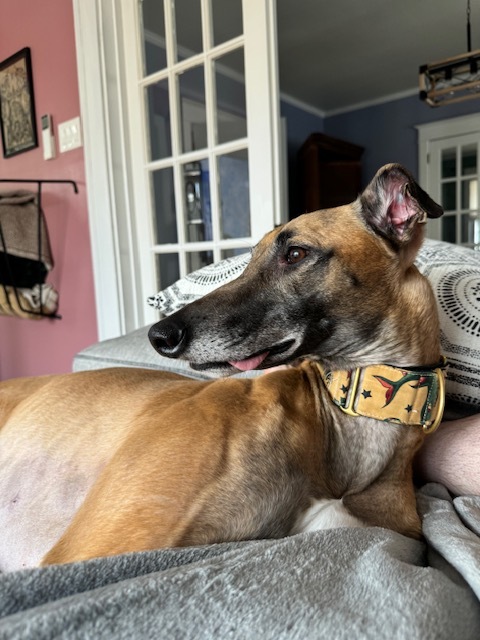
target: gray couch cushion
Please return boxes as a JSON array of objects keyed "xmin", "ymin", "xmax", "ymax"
[
  {"xmin": 73, "ymin": 326, "xmax": 212, "ymax": 380},
  {"xmin": 73, "ymin": 326, "xmax": 258, "ymax": 381}
]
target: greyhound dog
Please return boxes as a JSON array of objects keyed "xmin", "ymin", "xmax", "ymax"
[{"xmin": 0, "ymin": 164, "xmax": 445, "ymax": 571}]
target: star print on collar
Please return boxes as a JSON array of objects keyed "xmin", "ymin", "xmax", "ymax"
[{"xmin": 361, "ymin": 389, "xmax": 372, "ymax": 399}]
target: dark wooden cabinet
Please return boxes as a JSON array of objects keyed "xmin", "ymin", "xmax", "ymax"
[{"xmin": 298, "ymin": 133, "xmax": 364, "ymax": 213}]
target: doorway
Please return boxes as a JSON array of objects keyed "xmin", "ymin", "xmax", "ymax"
[
  {"xmin": 73, "ymin": 0, "xmax": 284, "ymax": 339},
  {"xmin": 418, "ymin": 114, "xmax": 480, "ymax": 249}
]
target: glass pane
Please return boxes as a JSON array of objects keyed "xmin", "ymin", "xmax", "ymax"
[
  {"xmin": 212, "ymin": 0, "xmax": 243, "ymax": 45},
  {"xmin": 218, "ymin": 149, "xmax": 250, "ymax": 240},
  {"xmin": 152, "ymin": 167, "xmax": 178, "ymax": 244},
  {"xmin": 441, "ymin": 216, "xmax": 456, "ymax": 243},
  {"xmin": 461, "ymin": 212, "xmax": 480, "ymax": 246},
  {"xmin": 461, "ymin": 178, "xmax": 478, "ymax": 210},
  {"xmin": 174, "ymin": 0, "xmax": 203, "ymax": 63},
  {"xmin": 157, "ymin": 253, "xmax": 180, "ymax": 290},
  {"xmin": 461, "ymin": 213, "xmax": 473, "ymax": 245},
  {"xmin": 146, "ymin": 79, "xmax": 172, "ymax": 160},
  {"xmin": 441, "ymin": 182, "xmax": 456, "ymax": 211},
  {"xmin": 140, "ymin": 0, "xmax": 167, "ymax": 75},
  {"xmin": 441, "ymin": 148, "xmax": 456, "ymax": 178},
  {"xmin": 183, "ymin": 159, "xmax": 212, "ymax": 242},
  {"xmin": 461, "ymin": 144, "xmax": 477, "ymax": 176},
  {"xmin": 221, "ymin": 248, "xmax": 250, "ymax": 259},
  {"xmin": 474, "ymin": 214, "xmax": 480, "ymax": 248},
  {"xmin": 214, "ymin": 49, "xmax": 247, "ymax": 144},
  {"xmin": 186, "ymin": 251, "xmax": 213, "ymax": 274},
  {"xmin": 179, "ymin": 66, "xmax": 207, "ymax": 153}
]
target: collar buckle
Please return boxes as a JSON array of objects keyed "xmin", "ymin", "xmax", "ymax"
[
  {"xmin": 422, "ymin": 362, "xmax": 446, "ymax": 434},
  {"xmin": 339, "ymin": 367, "xmax": 361, "ymax": 417}
]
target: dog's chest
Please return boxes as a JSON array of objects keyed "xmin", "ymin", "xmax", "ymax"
[
  {"xmin": 328, "ymin": 415, "xmax": 402, "ymax": 492},
  {"xmin": 293, "ymin": 498, "xmax": 366, "ymax": 533},
  {"xmin": 293, "ymin": 418, "xmax": 402, "ymax": 534}
]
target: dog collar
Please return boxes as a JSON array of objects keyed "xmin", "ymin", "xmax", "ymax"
[{"xmin": 316, "ymin": 358, "xmax": 447, "ymax": 434}]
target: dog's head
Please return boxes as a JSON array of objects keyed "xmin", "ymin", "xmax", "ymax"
[{"xmin": 149, "ymin": 164, "xmax": 443, "ymax": 374}]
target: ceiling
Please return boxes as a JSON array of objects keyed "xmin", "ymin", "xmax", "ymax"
[{"xmin": 276, "ymin": 0, "xmax": 477, "ymax": 114}]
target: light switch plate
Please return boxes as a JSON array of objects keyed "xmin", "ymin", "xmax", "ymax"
[{"xmin": 58, "ymin": 117, "xmax": 82, "ymax": 153}]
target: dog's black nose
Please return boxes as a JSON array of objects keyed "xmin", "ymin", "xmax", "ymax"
[{"xmin": 148, "ymin": 319, "xmax": 187, "ymax": 357}]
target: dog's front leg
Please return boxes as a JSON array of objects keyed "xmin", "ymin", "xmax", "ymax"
[{"xmin": 342, "ymin": 446, "xmax": 423, "ymax": 539}]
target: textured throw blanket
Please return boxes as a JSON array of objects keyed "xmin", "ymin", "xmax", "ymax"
[
  {"xmin": 0, "ymin": 191, "xmax": 53, "ymax": 269},
  {"xmin": 0, "ymin": 484, "xmax": 479, "ymax": 639},
  {"xmin": 0, "ymin": 190, "xmax": 58, "ymax": 318},
  {"xmin": 0, "ymin": 283, "xmax": 58, "ymax": 319}
]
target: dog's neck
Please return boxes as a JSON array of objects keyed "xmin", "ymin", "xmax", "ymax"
[{"xmin": 316, "ymin": 360, "xmax": 446, "ymax": 434}]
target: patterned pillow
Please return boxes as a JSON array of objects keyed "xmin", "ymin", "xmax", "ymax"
[
  {"xmin": 148, "ymin": 239, "xmax": 480, "ymax": 414},
  {"xmin": 147, "ymin": 252, "xmax": 251, "ymax": 316},
  {"xmin": 415, "ymin": 239, "xmax": 480, "ymax": 415}
]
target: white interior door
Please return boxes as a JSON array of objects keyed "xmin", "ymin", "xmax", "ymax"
[
  {"xmin": 73, "ymin": 0, "xmax": 283, "ymax": 339},
  {"xmin": 122, "ymin": 0, "xmax": 283, "ymax": 321},
  {"xmin": 417, "ymin": 115, "xmax": 480, "ymax": 249}
]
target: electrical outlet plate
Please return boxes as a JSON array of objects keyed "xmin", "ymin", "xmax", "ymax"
[{"xmin": 58, "ymin": 117, "xmax": 82, "ymax": 153}]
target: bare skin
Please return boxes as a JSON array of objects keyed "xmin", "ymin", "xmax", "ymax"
[{"xmin": 415, "ymin": 413, "xmax": 480, "ymax": 496}]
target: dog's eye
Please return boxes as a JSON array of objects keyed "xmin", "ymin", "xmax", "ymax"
[{"xmin": 285, "ymin": 246, "xmax": 308, "ymax": 264}]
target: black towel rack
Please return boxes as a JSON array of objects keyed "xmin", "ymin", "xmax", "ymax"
[{"xmin": 0, "ymin": 178, "xmax": 78, "ymax": 319}]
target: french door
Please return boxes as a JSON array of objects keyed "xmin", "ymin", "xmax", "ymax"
[
  {"xmin": 418, "ymin": 115, "xmax": 480, "ymax": 249},
  {"xmin": 73, "ymin": 0, "xmax": 283, "ymax": 339}
]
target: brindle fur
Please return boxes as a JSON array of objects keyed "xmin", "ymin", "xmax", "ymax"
[{"xmin": 0, "ymin": 164, "xmax": 443, "ymax": 570}]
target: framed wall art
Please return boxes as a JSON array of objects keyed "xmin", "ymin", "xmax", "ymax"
[{"xmin": 0, "ymin": 47, "xmax": 38, "ymax": 158}]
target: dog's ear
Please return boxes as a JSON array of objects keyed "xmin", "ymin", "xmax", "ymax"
[{"xmin": 359, "ymin": 163, "xmax": 443, "ymax": 246}]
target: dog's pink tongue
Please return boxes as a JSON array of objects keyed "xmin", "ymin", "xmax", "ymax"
[{"xmin": 228, "ymin": 351, "xmax": 269, "ymax": 371}]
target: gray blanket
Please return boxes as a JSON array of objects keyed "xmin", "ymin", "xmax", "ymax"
[{"xmin": 1, "ymin": 484, "xmax": 479, "ymax": 639}]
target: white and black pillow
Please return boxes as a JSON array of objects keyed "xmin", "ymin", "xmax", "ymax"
[
  {"xmin": 147, "ymin": 252, "xmax": 251, "ymax": 316},
  {"xmin": 415, "ymin": 239, "xmax": 480, "ymax": 415}
]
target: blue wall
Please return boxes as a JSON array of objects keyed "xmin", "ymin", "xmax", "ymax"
[
  {"xmin": 324, "ymin": 95, "xmax": 480, "ymax": 188},
  {"xmin": 281, "ymin": 92, "xmax": 479, "ymax": 216},
  {"xmin": 280, "ymin": 99, "xmax": 324, "ymax": 213}
]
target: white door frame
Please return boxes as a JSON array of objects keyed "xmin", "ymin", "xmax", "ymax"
[
  {"xmin": 417, "ymin": 113, "xmax": 480, "ymax": 241},
  {"xmin": 72, "ymin": 0, "xmax": 282, "ymax": 341}
]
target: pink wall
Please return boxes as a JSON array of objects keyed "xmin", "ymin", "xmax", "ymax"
[{"xmin": 0, "ymin": 0, "xmax": 98, "ymax": 380}]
